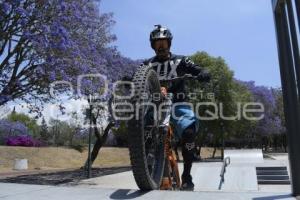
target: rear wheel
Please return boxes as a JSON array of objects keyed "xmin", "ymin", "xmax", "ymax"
[{"xmin": 127, "ymin": 65, "xmax": 165, "ymax": 190}]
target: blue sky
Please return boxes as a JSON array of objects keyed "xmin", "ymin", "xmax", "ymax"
[{"xmin": 101, "ymin": 0, "xmax": 281, "ymax": 88}]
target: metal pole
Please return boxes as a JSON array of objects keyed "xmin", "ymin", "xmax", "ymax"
[
  {"xmin": 273, "ymin": 1, "xmax": 300, "ymax": 196},
  {"xmin": 220, "ymin": 122, "xmax": 224, "ymax": 160},
  {"xmin": 294, "ymin": 0, "xmax": 300, "ymax": 32},
  {"xmin": 87, "ymin": 95, "xmax": 93, "ymax": 178},
  {"xmin": 287, "ymin": 0, "xmax": 300, "ymax": 97},
  {"xmin": 272, "ymin": 0, "xmax": 280, "ymax": 10}
]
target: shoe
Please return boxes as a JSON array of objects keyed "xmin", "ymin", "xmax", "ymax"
[
  {"xmin": 181, "ymin": 174, "xmax": 194, "ymax": 191},
  {"xmin": 181, "ymin": 182, "xmax": 194, "ymax": 191}
]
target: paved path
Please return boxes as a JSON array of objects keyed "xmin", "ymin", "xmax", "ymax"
[
  {"xmin": 0, "ymin": 183, "xmax": 295, "ymax": 200},
  {"xmin": 0, "ymin": 151, "xmax": 296, "ymax": 200},
  {"xmin": 76, "ymin": 150, "xmax": 290, "ymax": 192},
  {"xmin": 77, "ymin": 162, "xmax": 258, "ymax": 192}
]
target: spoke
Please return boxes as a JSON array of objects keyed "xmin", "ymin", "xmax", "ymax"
[
  {"xmin": 141, "ymin": 76, "xmax": 163, "ymax": 179},
  {"xmin": 147, "ymin": 152, "xmax": 155, "ymax": 175},
  {"xmin": 143, "ymin": 104, "xmax": 151, "ymax": 118},
  {"xmin": 144, "ymin": 128, "xmax": 153, "ymax": 143}
]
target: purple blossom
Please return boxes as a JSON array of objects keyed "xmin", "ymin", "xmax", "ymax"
[
  {"xmin": 0, "ymin": 0, "xmax": 140, "ymax": 117},
  {"xmin": 236, "ymin": 80, "xmax": 276, "ymax": 113},
  {"xmin": 5, "ymin": 135, "xmax": 43, "ymax": 147},
  {"xmin": 1, "ymin": 2, "xmax": 11, "ymax": 14},
  {"xmin": 15, "ymin": 7, "xmax": 27, "ymax": 16},
  {"xmin": 0, "ymin": 119, "xmax": 28, "ymax": 136},
  {"xmin": 235, "ymin": 79, "xmax": 285, "ymax": 136}
]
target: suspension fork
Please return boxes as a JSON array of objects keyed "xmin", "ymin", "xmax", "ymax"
[{"xmin": 160, "ymin": 125, "xmax": 181, "ymax": 190}]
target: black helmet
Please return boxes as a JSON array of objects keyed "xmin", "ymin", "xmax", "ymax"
[{"xmin": 150, "ymin": 25, "xmax": 173, "ymax": 49}]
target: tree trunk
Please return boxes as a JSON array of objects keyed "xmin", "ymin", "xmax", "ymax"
[
  {"xmin": 212, "ymin": 146, "xmax": 217, "ymax": 158},
  {"xmin": 198, "ymin": 131, "xmax": 208, "ymax": 157},
  {"xmin": 212, "ymin": 133, "xmax": 220, "ymax": 158},
  {"xmin": 83, "ymin": 121, "xmax": 114, "ymax": 169}
]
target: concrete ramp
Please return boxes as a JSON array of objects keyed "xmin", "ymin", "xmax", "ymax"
[
  {"xmin": 182, "ymin": 162, "xmax": 222, "ymax": 191},
  {"xmin": 221, "ymin": 165, "xmax": 258, "ymax": 191},
  {"xmin": 224, "ymin": 149, "xmax": 264, "ymax": 163},
  {"xmin": 188, "ymin": 163, "xmax": 258, "ymax": 192},
  {"xmin": 77, "ymin": 162, "xmax": 258, "ymax": 192}
]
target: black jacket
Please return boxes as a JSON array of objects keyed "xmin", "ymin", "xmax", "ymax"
[{"xmin": 143, "ymin": 53, "xmax": 207, "ymax": 102}]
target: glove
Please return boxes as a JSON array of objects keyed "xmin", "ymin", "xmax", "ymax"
[{"xmin": 197, "ymin": 70, "xmax": 211, "ymax": 82}]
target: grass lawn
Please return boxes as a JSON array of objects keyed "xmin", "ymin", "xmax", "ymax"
[
  {"xmin": 0, "ymin": 146, "xmax": 130, "ymax": 173},
  {"xmin": 0, "ymin": 146, "xmax": 221, "ymax": 173}
]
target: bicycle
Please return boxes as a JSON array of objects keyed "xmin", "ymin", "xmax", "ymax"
[{"xmin": 121, "ymin": 64, "xmax": 199, "ymax": 191}]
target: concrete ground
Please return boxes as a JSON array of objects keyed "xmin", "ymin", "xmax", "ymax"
[
  {"xmin": 76, "ymin": 162, "xmax": 259, "ymax": 192},
  {"xmin": 0, "ymin": 182, "xmax": 296, "ymax": 200},
  {"xmin": 0, "ymin": 150, "xmax": 297, "ymax": 200},
  {"xmin": 76, "ymin": 149, "xmax": 291, "ymax": 192}
]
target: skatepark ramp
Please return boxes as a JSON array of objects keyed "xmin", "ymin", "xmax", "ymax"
[{"xmin": 224, "ymin": 149, "xmax": 264, "ymax": 163}]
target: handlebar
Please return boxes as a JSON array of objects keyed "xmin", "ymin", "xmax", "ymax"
[{"xmin": 160, "ymin": 74, "xmax": 198, "ymax": 83}]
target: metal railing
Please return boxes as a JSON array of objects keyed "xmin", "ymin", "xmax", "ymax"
[
  {"xmin": 218, "ymin": 156, "xmax": 230, "ymax": 190},
  {"xmin": 273, "ymin": 0, "xmax": 300, "ymax": 196}
]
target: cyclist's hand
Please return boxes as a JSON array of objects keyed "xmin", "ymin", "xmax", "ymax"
[{"xmin": 160, "ymin": 87, "xmax": 167, "ymax": 97}]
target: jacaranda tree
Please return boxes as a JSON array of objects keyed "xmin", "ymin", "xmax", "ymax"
[
  {"xmin": 239, "ymin": 81, "xmax": 285, "ymax": 137},
  {"xmin": 0, "ymin": 0, "xmax": 138, "ymax": 114}
]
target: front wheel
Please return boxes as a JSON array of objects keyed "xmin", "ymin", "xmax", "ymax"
[{"xmin": 127, "ymin": 65, "xmax": 166, "ymax": 190}]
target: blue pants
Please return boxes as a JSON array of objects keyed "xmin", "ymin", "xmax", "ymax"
[{"xmin": 170, "ymin": 104, "xmax": 200, "ymax": 139}]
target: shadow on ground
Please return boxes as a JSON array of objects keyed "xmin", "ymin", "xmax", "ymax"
[
  {"xmin": 252, "ymin": 194, "xmax": 293, "ymax": 200},
  {"xmin": 110, "ymin": 189, "xmax": 149, "ymax": 200}
]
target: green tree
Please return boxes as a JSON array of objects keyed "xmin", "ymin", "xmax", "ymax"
[
  {"xmin": 48, "ymin": 118, "xmax": 75, "ymax": 146},
  {"xmin": 190, "ymin": 52, "xmax": 255, "ymax": 153},
  {"xmin": 6, "ymin": 109, "xmax": 40, "ymax": 138},
  {"xmin": 40, "ymin": 117, "xmax": 51, "ymax": 144},
  {"xmin": 230, "ymin": 81, "xmax": 257, "ymax": 143},
  {"xmin": 111, "ymin": 121, "xmax": 129, "ymax": 147}
]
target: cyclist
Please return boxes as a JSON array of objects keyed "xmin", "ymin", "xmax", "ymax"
[{"xmin": 143, "ymin": 25, "xmax": 211, "ymax": 191}]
